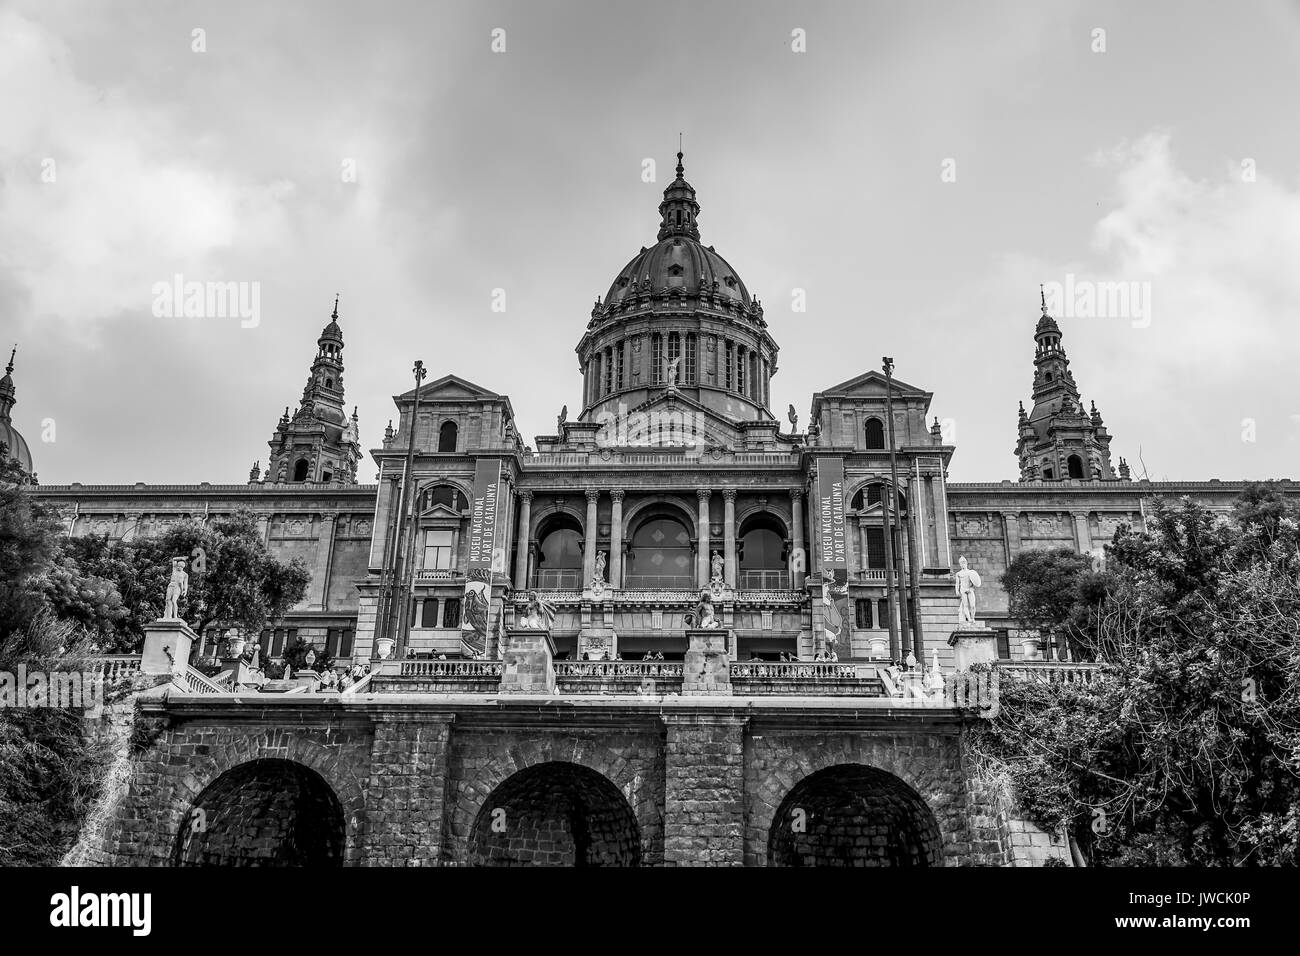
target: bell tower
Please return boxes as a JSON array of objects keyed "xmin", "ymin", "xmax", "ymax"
[
  {"xmin": 264, "ymin": 297, "xmax": 363, "ymax": 484},
  {"xmin": 1015, "ymin": 288, "xmax": 1122, "ymax": 482}
]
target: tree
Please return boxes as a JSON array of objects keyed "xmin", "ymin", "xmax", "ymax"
[
  {"xmin": 0, "ymin": 455, "xmax": 63, "ymax": 638},
  {"xmin": 970, "ymin": 486, "xmax": 1300, "ymax": 866},
  {"xmin": 1001, "ymin": 547, "xmax": 1110, "ymax": 661}
]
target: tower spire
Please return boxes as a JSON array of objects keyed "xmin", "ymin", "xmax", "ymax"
[
  {"xmin": 332, "ymin": 294, "xmax": 340, "ymax": 321},
  {"xmin": 676, "ymin": 133, "xmax": 684, "ymax": 179}
]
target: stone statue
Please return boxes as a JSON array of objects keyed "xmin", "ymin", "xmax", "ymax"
[
  {"xmin": 557, "ymin": 404, "xmax": 567, "ymax": 431},
  {"xmin": 806, "ymin": 420, "xmax": 821, "ymax": 446},
  {"xmin": 955, "ymin": 555, "xmax": 983, "ymax": 626},
  {"xmin": 710, "ymin": 551, "xmax": 725, "ymax": 587},
  {"xmin": 685, "ymin": 589, "xmax": 720, "ymax": 629},
  {"xmin": 787, "ymin": 404, "xmax": 798, "ymax": 430},
  {"xmin": 665, "ymin": 357, "xmax": 681, "ymax": 387},
  {"xmin": 163, "ymin": 556, "xmax": 189, "ymax": 620},
  {"xmin": 592, "ymin": 550, "xmax": 607, "ymax": 588},
  {"xmin": 519, "ymin": 590, "xmax": 556, "ymax": 630}
]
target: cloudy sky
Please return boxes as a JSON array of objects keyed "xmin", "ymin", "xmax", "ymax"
[{"xmin": 3, "ymin": 0, "xmax": 1298, "ymax": 484}]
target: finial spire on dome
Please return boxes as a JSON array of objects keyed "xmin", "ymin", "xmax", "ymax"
[
  {"xmin": 5, "ymin": 345, "xmax": 13, "ymax": 376},
  {"xmin": 332, "ymin": 294, "xmax": 340, "ymax": 321},
  {"xmin": 676, "ymin": 133, "xmax": 684, "ymax": 179},
  {"xmin": 1040, "ymin": 283, "xmax": 1048, "ymax": 315}
]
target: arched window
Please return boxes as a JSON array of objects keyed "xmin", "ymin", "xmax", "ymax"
[
  {"xmin": 850, "ymin": 483, "xmax": 904, "ymax": 512},
  {"xmin": 325, "ymin": 378, "xmax": 333, "ymax": 389},
  {"xmin": 865, "ymin": 418, "xmax": 885, "ymax": 449},
  {"xmin": 423, "ymin": 485, "xmax": 468, "ymax": 512},
  {"xmin": 1042, "ymin": 459, "xmax": 1055, "ymax": 481},
  {"xmin": 293, "ymin": 459, "xmax": 310, "ymax": 482},
  {"xmin": 321, "ymin": 469, "xmax": 332, "ymax": 483},
  {"xmin": 738, "ymin": 514, "xmax": 788, "ymax": 589},
  {"xmin": 1067, "ymin": 454, "xmax": 1085, "ymax": 479},
  {"xmin": 1045, "ymin": 372, "xmax": 1054, "ymax": 382},
  {"xmin": 534, "ymin": 514, "xmax": 583, "ymax": 589},
  {"xmin": 438, "ymin": 421, "xmax": 458, "ymax": 452},
  {"xmin": 626, "ymin": 513, "xmax": 693, "ymax": 588}
]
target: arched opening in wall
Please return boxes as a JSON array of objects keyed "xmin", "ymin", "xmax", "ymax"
[
  {"xmin": 1067, "ymin": 454, "xmax": 1085, "ymax": 479},
  {"xmin": 467, "ymin": 762, "xmax": 641, "ymax": 867},
  {"xmin": 174, "ymin": 759, "xmax": 344, "ymax": 867},
  {"xmin": 738, "ymin": 513, "xmax": 789, "ymax": 589},
  {"xmin": 292, "ymin": 459, "xmax": 310, "ymax": 482},
  {"xmin": 625, "ymin": 508, "xmax": 694, "ymax": 588},
  {"xmin": 1041, "ymin": 459, "xmax": 1054, "ymax": 481},
  {"xmin": 850, "ymin": 483, "xmax": 906, "ymax": 513},
  {"xmin": 864, "ymin": 417, "xmax": 886, "ymax": 449},
  {"xmin": 768, "ymin": 764, "xmax": 942, "ymax": 867},
  {"xmin": 534, "ymin": 513, "xmax": 583, "ymax": 589},
  {"xmin": 437, "ymin": 421, "xmax": 458, "ymax": 452},
  {"xmin": 420, "ymin": 484, "xmax": 469, "ymax": 513}
]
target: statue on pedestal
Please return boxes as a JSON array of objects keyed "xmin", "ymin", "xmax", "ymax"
[
  {"xmin": 518, "ymin": 590, "xmax": 556, "ymax": 630},
  {"xmin": 592, "ymin": 551, "xmax": 607, "ymax": 589},
  {"xmin": 955, "ymin": 555, "xmax": 983, "ymax": 626},
  {"xmin": 710, "ymin": 551, "xmax": 725, "ymax": 588},
  {"xmin": 665, "ymin": 357, "xmax": 681, "ymax": 388},
  {"xmin": 163, "ymin": 556, "xmax": 189, "ymax": 620},
  {"xmin": 685, "ymin": 589, "xmax": 720, "ymax": 629}
]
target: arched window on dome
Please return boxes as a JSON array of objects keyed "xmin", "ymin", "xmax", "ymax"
[
  {"xmin": 1042, "ymin": 458, "xmax": 1054, "ymax": 481},
  {"xmin": 1067, "ymin": 454, "xmax": 1085, "ymax": 479},
  {"xmin": 325, "ymin": 378, "xmax": 333, "ymax": 390},
  {"xmin": 293, "ymin": 459, "xmax": 310, "ymax": 482},
  {"xmin": 685, "ymin": 333, "xmax": 697, "ymax": 384},
  {"xmin": 652, "ymin": 333, "xmax": 664, "ymax": 385},
  {"xmin": 615, "ymin": 339, "xmax": 625, "ymax": 390},
  {"xmin": 438, "ymin": 421, "xmax": 458, "ymax": 452},
  {"xmin": 738, "ymin": 513, "xmax": 789, "ymax": 589},
  {"xmin": 865, "ymin": 418, "xmax": 885, "ymax": 449}
]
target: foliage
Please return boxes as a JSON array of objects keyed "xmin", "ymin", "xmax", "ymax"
[
  {"xmin": 1001, "ymin": 547, "xmax": 1109, "ymax": 661},
  {"xmin": 279, "ymin": 637, "xmax": 333, "ymax": 675},
  {"xmin": 0, "ymin": 455, "xmax": 64, "ymax": 637},
  {"xmin": 971, "ymin": 484, "xmax": 1300, "ymax": 866}
]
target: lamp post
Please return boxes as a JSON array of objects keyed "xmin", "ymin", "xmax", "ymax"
[
  {"xmin": 382, "ymin": 360, "xmax": 427, "ymax": 660},
  {"xmin": 882, "ymin": 357, "xmax": 913, "ymax": 661}
]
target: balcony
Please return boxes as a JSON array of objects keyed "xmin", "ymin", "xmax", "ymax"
[
  {"xmin": 533, "ymin": 568, "xmax": 583, "ymax": 589},
  {"xmin": 729, "ymin": 661, "xmax": 887, "ymax": 697},
  {"xmin": 737, "ymin": 569, "xmax": 790, "ymax": 590},
  {"xmin": 555, "ymin": 660, "xmax": 685, "ymax": 695}
]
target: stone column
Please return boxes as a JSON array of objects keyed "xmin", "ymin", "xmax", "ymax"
[
  {"xmin": 663, "ymin": 714, "xmax": 747, "ymax": 866},
  {"xmin": 722, "ymin": 489, "xmax": 737, "ymax": 587},
  {"xmin": 1072, "ymin": 511, "xmax": 1092, "ymax": 553},
  {"xmin": 1001, "ymin": 511, "xmax": 1022, "ymax": 568},
  {"xmin": 609, "ymin": 490, "xmax": 624, "ymax": 589},
  {"xmin": 857, "ymin": 514, "xmax": 872, "ymax": 575},
  {"xmin": 583, "ymin": 489, "xmax": 600, "ymax": 585},
  {"xmin": 932, "ymin": 473, "xmax": 953, "ymax": 569},
  {"xmin": 514, "ymin": 491, "xmax": 532, "ymax": 589},
  {"xmin": 789, "ymin": 489, "xmax": 806, "ymax": 588},
  {"xmin": 696, "ymin": 489, "xmax": 712, "ymax": 587},
  {"xmin": 365, "ymin": 713, "xmax": 455, "ymax": 866},
  {"xmin": 308, "ymin": 513, "xmax": 337, "ymax": 610},
  {"xmin": 255, "ymin": 513, "xmax": 270, "ymax": 545}
]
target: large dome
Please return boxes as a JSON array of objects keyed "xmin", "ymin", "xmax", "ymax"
[
  {"xmin": 0, "ymin": 349, "xmax": 33, "ymax": 474},
  {"xmin": 603, "ymin": 236, "xmax": 752, "ymax": 310}
]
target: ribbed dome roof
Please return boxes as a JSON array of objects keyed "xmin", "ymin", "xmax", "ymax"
[
  {"xmin": 603, "ymin": 236, "xmax": 752, "ymax": 310},
  {"xmin": 0, "ymin": 348, "xmax": 32, "ymax": 474}
]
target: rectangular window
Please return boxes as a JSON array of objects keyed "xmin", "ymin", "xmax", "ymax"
[
  {"xmin": 326, "ymin": 628, "xmax": 339, "ymax": 656},
  {"xmin": 271, "ymin": 628, "xmax": 286, "ymax": 657},
  {"xmin": 855, "ymin": 599, "xmax": 872, "ymax": 629},
  {"xmin": 615, "ymin": 340, "xmax": 625, "ymax": 390},
  {"xmin": 652, "ymin": 334, "xmax": 663, "ymax": 384},
  {"xmin": 339, "ymin": 629, "xmax": 353, "ymax": 657},
  {"xmin": 667, "ymin": 331, "xmax": 681, "ymax": 371},
  {"xmin": 725, "ymin": 342, "xmax": 734, "ymax": 389},
  {"xmin": 866, "ymin": 527, "xmax": 886, "ymax": 569},
  {"xmin": 877, "ymin": 599, "xmax": 889, "ymax": 631},
  {"xmin": 420, "ymin": 599, "xmax": 439, "ymax": 628},
  {"xmin": 423, "ymin": 529, "xmax": 454, "ymax": 569},
  {"xmin": 996, "ymin": 630, "xmax": 1011, "ymax": 659},
  {"xmin": 442, "ymin": 597, "xmax": 462, "ymax": 628},
  {"xmin": 259, "ymin": 629, "xmax": 271, "ymax": 660},
  {"xmin": 737, "ymin": 346, "xmax": 746, "ymax": 395},
  {"xmin": 603, "ymin": 347, "xmax": 613, "ymax": 394},
  {"xmin": 685, "ymin": 333, "xmax": 697, "ymax": 384}
]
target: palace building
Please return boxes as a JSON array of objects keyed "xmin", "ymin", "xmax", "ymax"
[{"xmin": 14, "ymin": 154, "xmax": 1294, "ymax": 668}]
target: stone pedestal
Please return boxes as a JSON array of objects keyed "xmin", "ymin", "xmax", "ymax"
[
  {"xmin": 683, "ymin": 628, "xmax": 731, "ymax": 696},
  {"xmin": 141, "ymin": 619, "xmax": 197, "ymax": 676},
  {"xmin": 948, "ymin": 627, "xmax": 999, "ymax": 671},
  {"xmin": 499, "ymin": 628, "xmax": 556, "ymax": 695},
  {"xmin": 292, "ymin": 670, "xmax": 322, "ymax": 692},
  {"xmin": 217, "ymin": 657, "xmax": 256, "ymax": 688}
]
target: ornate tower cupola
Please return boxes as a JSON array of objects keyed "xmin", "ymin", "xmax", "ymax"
[
  {"xmin": 657, "ymin": 151, "xmax": 702, "ymax": 241},
  {"xmin": 1015, "ymin": 287, "xmax": 1120, "ymax": 482},
  {"xmin": 0, "ymin": 346, "xmax": 34, "ymax": 476},
  {"xmin": 265, "ymin": 297, "xmax": 363, "ymax": 484}
]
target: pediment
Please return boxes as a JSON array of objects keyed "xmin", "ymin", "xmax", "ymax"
[
  {"xmin": 395, "ymin": 374, "xmax": 502, "ymax": 403},
  {"xmin": 417, "ymin": 502, "xmax": 464, "ymax": 522},
  {"xmin": 817, "ymin": 369, "xmax": 931, "ymax": 400},
  {"xmin": 593, "ymin": 390, "xmax": 747, "ymax": 450}
]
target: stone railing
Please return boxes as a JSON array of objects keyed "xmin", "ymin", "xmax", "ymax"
[
  {"xmin": 729, "ymin": 660, "xmax": 886, "ymax": 697},
  {"xmin": 533, "ymin": 590, "xmax": 583, "ymax": 604},
  {"xmin": 996, "ymin": 662, "xmax": 1104, "ymax": 685},
  {"xmin": 416, "ymin": 569, "xmax": 458, "ymax": 581},
  {"xmin": 89, "ymin": 655, "xmax": 143, "ymax": 682},
  {"xmin": 399, "ymin": 660, "xmax": 504, "ymax": 679},
  {"xmin": 730, "ymin": 661, "xmax": 859, "ymax": 680},
  {"xmin": 177, "ymin": 666, "xmax": 226, "ymax": 695},
  {"xmin": 614, "ymin": 589, "xmax": 700, "ymax": 604},
  {"xmin": 733, "ymin": 590, "xmax": 805, "ymax": 605},
  {"xmin": 857, "ymin": 569, "xmax": 888, "ymax": 581},
  {"xmin": 341, "ymin": 670, "xmax": 376, "ymax": 695},
  {"xmin": 555, "ymin": 661, "xmax": 685, "ymax": 679}
]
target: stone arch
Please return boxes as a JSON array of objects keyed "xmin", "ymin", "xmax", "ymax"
[
  {"xmin": 173, "ymin": 758, "xmax": 345, "ymax": 866},
  {"xmin": 623, "ymin": 497, "xmax": 698, "ymax": 588},
  {"xmin": 153, "ymin": 728, "xmax": 368, "ymax": 867},
  {"xmin": 746, "ymin": 738, "xmax": 966, "ymax": 866},
  {"xmin": 621, "ymin": 494, "xmax": 700, "ymax": 540},
  {"xmin": 445, "ymin": 737, "xmax": 661, "ymax": 865},
  {"xmin": 847, "ymin": 478, "xmax": 907, "ymax": 513},
  {"xmin": 437, "ymin": 419, "xmax": 458, "ymax": 452},
  {"xmin": 466, "ymin": 762, "xmax": 641, "ymax": 866},
  {"xmin": 767, "ymin": 764, "xmax": 942, "ymax": 867}
]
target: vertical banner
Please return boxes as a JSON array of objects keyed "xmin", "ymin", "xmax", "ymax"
[
  {"xmin": 460, "ymin": 459, "xmax": 502, "ymax": 657},
  {"xmin": 815, "ymin": 457, "xmax": 850, "ymax": 657}
]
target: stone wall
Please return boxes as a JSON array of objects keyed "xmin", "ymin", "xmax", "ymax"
[{"xmin": 663, "ymin": 714, "xmax": 746, "ymax": 865}]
